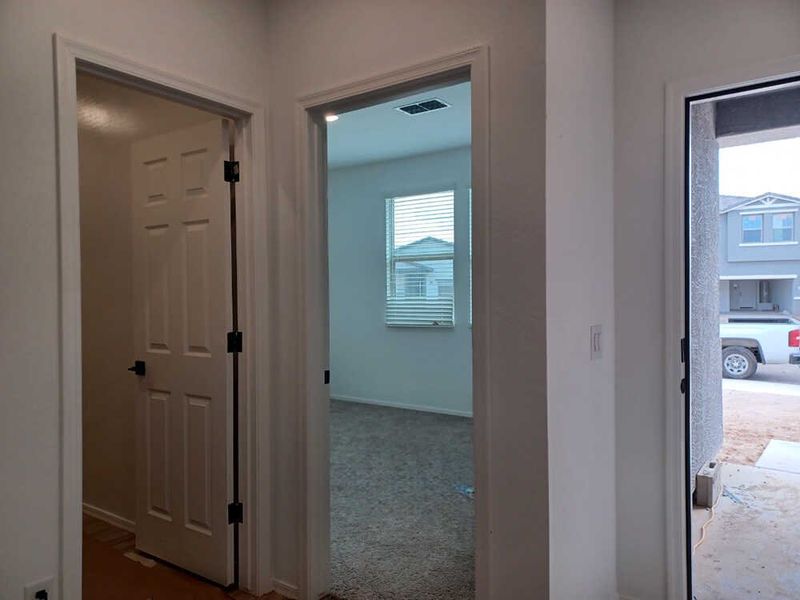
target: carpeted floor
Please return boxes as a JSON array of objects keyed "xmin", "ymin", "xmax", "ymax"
[{"xmin": 329, "ymin": 400, "xmax": 474, "ymax": 600}]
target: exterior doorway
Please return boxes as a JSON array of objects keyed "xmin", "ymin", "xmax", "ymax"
[{"xmin": 684, "ymin": 77, "xmax": 800, "ymax": 599}]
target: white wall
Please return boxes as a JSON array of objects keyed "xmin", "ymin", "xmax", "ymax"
[
  {"xmin": 614, "ymin": 2, "xmax": 800, "ymax": 598},
  {"xmin": 0, "ymin": 2, "xmax": 269, "ymax": 597},
  {"xmin": 546, "ymin": 1, "xmax": 617, "ymax": 598},
  {"xmin": 264, "ymin": 1, "xmax": 548, "ymax": 596},
  {"xmin": 79, "ymin": 130, "xmax": 136, "ymax": 523},
  {"xmin": 328, "ymin": 147, "xmax": 472, "ymax": 417}
]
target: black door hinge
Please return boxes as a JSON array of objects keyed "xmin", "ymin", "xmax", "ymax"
[
  {"xmin": 227, "ymin": 331, "xmax": 243, "ymax": 353},
  {"xmin": 324, "ymin": 370, "xmax": 330, "ymax": 385},
  {"xmin": 680, "ymin": 378, "xmax": 686, "ymax": 394},
  {"xmin": 228, "ymin": 501, "xmax": 243, "ymax": 524},
  {"xmin": 681, "ymin": 337, "xmax": 687, "ymax": 363},
  {"xmin": 224, "ymin": 161, "xmax": 240, "ymax": 183}
]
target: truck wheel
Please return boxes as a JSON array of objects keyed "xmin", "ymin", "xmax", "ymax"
[{"xmin": 722, "ymin": 346, "xmax": 758, "ymax": 379}]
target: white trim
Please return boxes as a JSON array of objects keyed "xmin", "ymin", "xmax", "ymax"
[
  {"xmin": 82, "ymin": 503, "xmax": 136, "ymax": 533},
  {"xmin": 739, "ymin": 241, "xmax": 798, "ymax": 246},
  {"xmin": 53, "ymin": 34, "xmax": 271, "ymax": 598},
  {"xmin": 665, "ymin": 52, "xmax": 800, "ymax": 600},
  {"xmin": 273, "ymin": 578, "xmax": 300, "ymax": 599},
  {"xmin": 720, "ymin": 274, "xmax": 797, "ymax": 280},
  {"xmin": 740, "ymin": 207, "xmax": 799, "ymax": 215},
  {"xmin": 294, "ymin": 46, "xmax": 490, "ymax": 600},
  {"xmin": 331, "ymin": 394, "xmax": 473, "ymax": 418}
]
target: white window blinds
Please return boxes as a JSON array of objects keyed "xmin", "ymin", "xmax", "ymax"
[{"xmin": 386, "ymin": 191, "xmax": 455, "ymax": 327}]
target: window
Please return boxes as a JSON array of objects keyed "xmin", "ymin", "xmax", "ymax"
[
  {"xmin": 741, "ymin": 214, "xmax": 763, "ymax": 243},
  {"xmin": 772, "ymin": 212, "xmax": 794, "ymax": 242},
  {"xmin": 386, "ymin": 191, "xmax": 455, "ymax": 327}
]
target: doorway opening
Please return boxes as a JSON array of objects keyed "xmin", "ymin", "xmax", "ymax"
[
  {"xmin": 686, "ymin": 78, "xmax": 800, "ymax": 599},
  {"xmin": 75, "ymin": 71, "xmax": 256, "ymax": 599},
  {"xmin": 325, "ymin": 81, "xmax": 474, "ymax": 599}
]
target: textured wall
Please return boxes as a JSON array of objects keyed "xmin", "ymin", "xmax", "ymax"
[{"xmin": 689, "ymin": 103, "xmax": 723, "ymax": 483}]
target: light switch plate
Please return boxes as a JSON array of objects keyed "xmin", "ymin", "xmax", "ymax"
[
  {"xmin": 24, "ymin": 577, "xmax": 54, "ymax": 600},
  {"xmin": 590, "ymin": 324, "xmax": 602, "ymax": 360}
]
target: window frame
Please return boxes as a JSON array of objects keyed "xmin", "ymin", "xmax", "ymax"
[
  {"xmin": 741, "ymin": 212, "xmax": 764, "ymax": 244},
  {"xmin": 772, "ymin": 211, "xmax": 795, "ymax": 242},
  {"xmin": 385, "ymin": 189, "xmax": 456, "ymax": 328}
]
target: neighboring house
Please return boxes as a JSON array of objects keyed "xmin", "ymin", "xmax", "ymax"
[
  {"xmin": 390, "ymin": 236, "xmax": 454, "ymax": 299},
  {"xmin": 719, "ymin": 192, "xmax": 800, "ymax": 315}
]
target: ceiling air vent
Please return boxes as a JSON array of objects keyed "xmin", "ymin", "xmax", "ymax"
[{"xmin": 396, "ymin": 98, "xmax": 450, "ymax": 116}]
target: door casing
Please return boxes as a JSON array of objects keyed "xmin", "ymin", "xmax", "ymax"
[
  {"xmin": 53, "ymin": 34, "xmax": 270, "ymax": 598},
  {"xmin": 665, "ymin": 53, "xmax": 800, "ymax": 600},
  {"xmin": 293, "ymin": 46, "xmax": 491, "ymax": 600}
]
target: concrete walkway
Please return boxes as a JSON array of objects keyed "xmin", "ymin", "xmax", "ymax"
[{"xmin": 693, "ymin": 463, "xmax": 800, "ymax": 599}]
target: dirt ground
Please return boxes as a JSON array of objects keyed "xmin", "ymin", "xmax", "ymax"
[{"xmin": 719, "ymin": 388, "xmax": 800, "ymax": 465}]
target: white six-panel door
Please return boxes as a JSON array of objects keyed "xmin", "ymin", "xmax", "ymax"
[{"xmin": 131, "ymin": 120, "xmax": 232, "ymax": 584}]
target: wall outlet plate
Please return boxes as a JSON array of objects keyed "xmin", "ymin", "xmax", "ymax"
[{"xmin": 24, "ymin": 577, "xmax": 54, "ymax": 600}]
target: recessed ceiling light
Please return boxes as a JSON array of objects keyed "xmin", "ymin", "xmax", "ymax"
[{"xmin": 325, "ymin": 114, "xmax": 339, "ymax": 123}]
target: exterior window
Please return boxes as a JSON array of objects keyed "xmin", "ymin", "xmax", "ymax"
[
  {"xmin": 741, "ymin": 214, "xmax": 763, "ymax": 243},
  {"xmin": 772, "ymin": 212, "xmax": 794, "ymax": 242},
  {"xmin": 386, "ymin": 191, "xmax": 455, "ymax": 327}
]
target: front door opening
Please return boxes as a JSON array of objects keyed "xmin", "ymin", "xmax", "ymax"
[
  {"xmin": 324, "ymin": 80, "xmax": 475, "ymax": 599},
  {"xmin": 687, "ymin": 80, "xmax": 800, "ymax": 599},
  {"xmin": 77, "ymin": 71, "xmax": 247, "ymax": 597}
]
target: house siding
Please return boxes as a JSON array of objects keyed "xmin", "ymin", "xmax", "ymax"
[{"xmin": 719, "ymin": 196, "xmax": 800, "ymax": 314}]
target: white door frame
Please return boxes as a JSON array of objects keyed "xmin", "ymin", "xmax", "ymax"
[
  {"xmin": 294, "ymin": 46, "xmax": 490, "ymax": 599},
  {"xmin": 664, "ymin": 53, "xmax": 800, "ymax": 600},
  {"xmin": 53, "ymin": 34, "xmax": 271, "ymax": 598}
]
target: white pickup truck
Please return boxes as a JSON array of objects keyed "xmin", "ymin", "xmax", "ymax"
[{"xmin": 720, "ymin": 313, "xmax": 800, "ymax": 379}]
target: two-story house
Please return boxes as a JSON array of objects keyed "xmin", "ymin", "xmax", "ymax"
[{"xmin": 720, "ymin": 192, "xmax": 800, "ymax": 315}]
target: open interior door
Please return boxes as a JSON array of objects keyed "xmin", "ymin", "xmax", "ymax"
[{"xmin": 130, "ymin": 119, "xmax": 232, "ymax": 584}]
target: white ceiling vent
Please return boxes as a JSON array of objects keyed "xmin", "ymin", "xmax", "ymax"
[{"xmin": 395, "ymin": 98, "xmax": 451, "ymax": 116}]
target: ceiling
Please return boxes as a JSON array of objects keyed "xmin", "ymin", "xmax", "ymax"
[
  {"xmin": 76, "ymin": 72, "xmax": 218, "ymax": 141},
  {"xmin": 327, "ymin": 81, "xmax": 471, "ymax": 169}
]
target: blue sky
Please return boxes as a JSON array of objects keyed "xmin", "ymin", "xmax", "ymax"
[{"xmin": 720, "ymin": 137, "xmax": 800, "ymax": 197}]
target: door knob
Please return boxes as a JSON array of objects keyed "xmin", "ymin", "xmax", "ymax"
[{"xmin": 127, "ymin": 360, "xmax": 146, "ymax": 376}]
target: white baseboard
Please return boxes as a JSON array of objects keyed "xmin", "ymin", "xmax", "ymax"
[
  {"xmin": 330, "ymin": 393, "xmax": 472, "ymax": 418},
  {"xmin": 82, "ymin": 502, "xmax": 136, "ymax": 533},
  {"xmin": 273, "ymin": 578, "xmax": 299, "ymax": 599}
]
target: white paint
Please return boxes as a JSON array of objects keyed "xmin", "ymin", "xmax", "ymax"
[
  {"xmin": 330, "ymin": 394, "xmax": 472, "ymax": 418},
  {"xmin": 292, "ymin": 48, "xmax": 492, "ymax": 600},
  {"xmin": 546, "ymin": 1, "xmax": 617, "ymax": 599},
  {"xmin": 82, "ymin": 502, "xmax": 136, "ymax": 533},
  {"xmin": 327, "ymin": 82, "xmax": 470, "ymax": 168},
  {"xmin": 720, "ymin": 274, "xmax": 798, "ymax": 280},
  {"xmin": 328, "ymin": 148, "xmax": 472, "ymax": 417},
  {"xmin": 131, "ymin": 120, "xmax": 231, "ymax": 584},
  {"xmin": 1, "ymin": 4, "xmax": 270, "ymax": 598},
  {"xmin": 617, "ymin": 1, "xmax": 800, "ymax": 598}
]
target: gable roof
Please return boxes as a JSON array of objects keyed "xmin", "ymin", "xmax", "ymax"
[
  {"xmin": 394, "ymin": 236, "xmax": 453, "ymax": 256},
  {"xmin": 720, "ymin": 192, "xmax": 800, "ymax": 214}
]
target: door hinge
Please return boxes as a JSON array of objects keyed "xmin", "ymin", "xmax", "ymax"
[
  {"xmin": 681, "ymin": 337, "xmax": 687, "ymax": 363},
  {"xmin": 227, "ymin": 331, "xmax": 243, "ymax": 353},
  {"xmin": 228, "ymin": 502, "xmax": 243, "ymax": 524},
  {"xmin": 324, "ymin": 369, "xmax": 330, "ymax": 385},
  {"xmin": 680, "ymin": 378, "xmax": 687, "ymax": 394},
  {"xmin": 224, "ymin": 160, "xmax": 240, "ymax": 183}
]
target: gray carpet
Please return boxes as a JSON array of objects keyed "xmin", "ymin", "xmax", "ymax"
[{"xmin": 330, "ymin": 400, "xmax": 474, "ymax": 600}]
